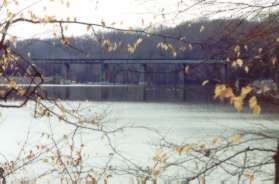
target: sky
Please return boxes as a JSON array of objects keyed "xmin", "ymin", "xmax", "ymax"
[
  {"xmin": 2, "ymin": 0, "xmax": 276, "ymax": 39},
  {"xmin": 7, "ymin": 0, "xmax": 191, "ymax": 39}
]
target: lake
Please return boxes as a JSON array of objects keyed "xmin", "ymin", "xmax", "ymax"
[{"xmin": 0, "ymin": 98, "xmax": 278, "ymax": 183}]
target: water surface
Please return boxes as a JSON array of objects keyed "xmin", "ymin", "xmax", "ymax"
[{"xmin": 0, "ymin": 101, "xmax": 277, "ymax": 183}]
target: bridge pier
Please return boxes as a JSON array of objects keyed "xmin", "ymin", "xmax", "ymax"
[
  {"xmin": 100, "ymin": 63, "xmax": 110, "ymax": 82},
  {"xmin": 182, "ymin": 64, "xmax": 187, "ymax": 101},
  {"xmin": 139, "ymin": 64, "xmax": 148, "ymax": 101},
  {"xmin": 139, "ymin": 64, "xmax": 148, "ymax": 85},
  {"xmin": 274, "ymin": 68, "xmax": 279, "ymax": 86},
  {"xmin": 104, "ymin": 63, "xmax": 109, "ymax": 82},
  {"xmin": 64, "ymin": 63, "xmax": 70, "ymax": 82},
  {"xmin": 178, "ymin": 64, "xmax": 186, "ymax": 85},
  {"xmin": 222, "ymin": 63, "xmax": 229, "ymax": 83},
  {"xmin": 177, "ymin": 64, "xmax": 185, "ymax": 100}
]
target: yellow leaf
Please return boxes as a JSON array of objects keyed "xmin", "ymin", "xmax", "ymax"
[
  {"xmin": 200, "ymin": 25, "xmax": 205, "ymax": 32},
  {"xmin": 202, "ymin": 80, "xmax": 209, "ymax": 86},
  {"xmin": 59, "ymin": 104, "xmax": 66, "ymax": 114},
  {"xmin": 17, "ymin": 88, "xmax": 26, "ymax": 96},
  {"xmin": 182, "ymin": 145, "xmax": 193, "ymax": 153},
  {"xmin": 135, "ymin": 38, "xmax": 143, "ymax": 45},
  {"xmin": 249, "ymin": 96, "xmax": 258, "ymax": 109},
  {"xmin": 230, "ymin": 134, "xmax": 241, "ymax": 143},
  {"xmin": 236, "ymin": 58, "xmax": 243, "ymax": 67},
  {"xmin": 249, "ymin": 175, "xmax": 255, "ymax": 184},
  {"xmin": 241, "ymin": 86, "xmax": 253, "ymax": 98},
  {"xmin": 0, "ymin": 90, "xmax": 6, "ymax": 97},
  {"xmin": 7, "ymin": 11, "xmax": 15, "ymax": 19},
  {"xmin": 234, "ymin": 45, "xmax": 241, "ymax": 53},
  {"xmin": 10, "ymin": 36, "xmax": 17, "ymax": 47},
  {"xmin": 214, "ymin": 84, "xmax": 226, "ymax": 98},
  {"xmin": 153, "ymin": 148, "xmax": 162, "ymax": 161},
  {"xmin": 101, "ymin": 19, "xmax": 106, "ymax": 27},
  {"xmin": 214, "ymin": 85, "xmax": 234, "ymax": 99},
  {"xmin": 153, "ymin": 149, "xmax": 168, "ymax": 162},
  {"xmin": 185, "ymin": 65, "xmax": 189, "ymax": 74},
  {"xmin": 172, "ymin": 52, "xmax": 177, "ymax": 57},
  {"xmin": 245, "ymin": 66, "xmax": 249, "ymax": 73},
  {"xmin": 176, "ymin": 144, "xmax": 193, "ymax": 155},
  {"xmin": 3, "ymin": 0, "xmax": 7, "ymax": 7},
  {"xmin": 272, "ymin": 57, "xmax": 277, "ymax": 65},
  {"xmin": 176, "ymin": 146, "xmax": 183, "ymax": 155},
  {"xmin": 188, "ymin": 43, "xmax": 193, "ymax": 50},
  {"xmin": 86, "ymin": 25, "xmax": 91, "ymax": 31},
  {"xmin": 152, "ymin": 169, "xmax": 160, "ymax": 178},
  {"xmin": 252, "ymin": 105, "xmax": 261, "ymax": 114},
  {"xmin": 212, "ymin": 137, "xmax": 220, "ymax": 145},
  {"xmin": 127, "ymin": 44, "xmax": 135, "ymax": 54},
  {"xmin": 263, "ymin": 85, "xmax": 271, "ymax": 93},
  {"xmin": 244, "ymin": 170, "xmax": 255, "ymax": 184},
  {"xmin": 232, "ymin": 96, "xmax": 244, "ymax": 112},
  {"xmin": 231, "ymin": 61, "xmax": 237, "ymax": 68},
  {"xmin": 9, "ymin": 80, "xmax": 17, "ymax": 89},
  {"xmin": 42, "ymin": 159, "xmax": 49, "ymax": 163},
  {"xmin": 200, "ymin": 176, "xmax": 205, "ymax": 184}
]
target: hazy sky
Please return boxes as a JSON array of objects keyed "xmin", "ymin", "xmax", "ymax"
[
  {"xmin": 4, "ymin": 0, "xmax": 273, "ymax": 39},
  {"xmin": 6, "ymin": 0, "xmax": 186, "ymax": 38}
]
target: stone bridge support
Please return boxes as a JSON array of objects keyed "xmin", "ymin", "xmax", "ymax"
[
  {"xmin": 139, "ymin": 64, "xmax": 148, "ymax": 101},
  {"xmin": 221, "ymin": 63, "xmax": 229, "ymax": 83},
  {"xmin": 64, "ymin": 63, "xmax": 70, "ymax": 81},
  {"xmin": 100, "ymin": 63, "xmax": 110, "ymax": 82},
  {"xmin": 182, "ymin": 64, "xmax": 188, "ymax": 101},
  {"xmin": 139, "ymin": 64, "xmax": 148, "ymax": 85}
]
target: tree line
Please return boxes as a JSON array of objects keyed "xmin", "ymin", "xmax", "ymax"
[{"xmin": 10, "ymin": 17, "xmax": 278, "ymax": 85}]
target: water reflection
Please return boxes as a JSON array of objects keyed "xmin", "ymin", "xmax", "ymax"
[{"xmin": 42, "ymin": 84, "xmax": 215, "ymax": 102}]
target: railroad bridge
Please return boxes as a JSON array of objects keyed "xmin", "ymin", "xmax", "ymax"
[{"xmin": 31, "ymin": 58, "xmax": 229, "ymax": 84}]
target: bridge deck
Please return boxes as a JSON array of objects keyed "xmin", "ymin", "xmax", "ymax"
[{"xmin": 31, "ymin": 58, "xmax": 226, "ymax": 65}]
